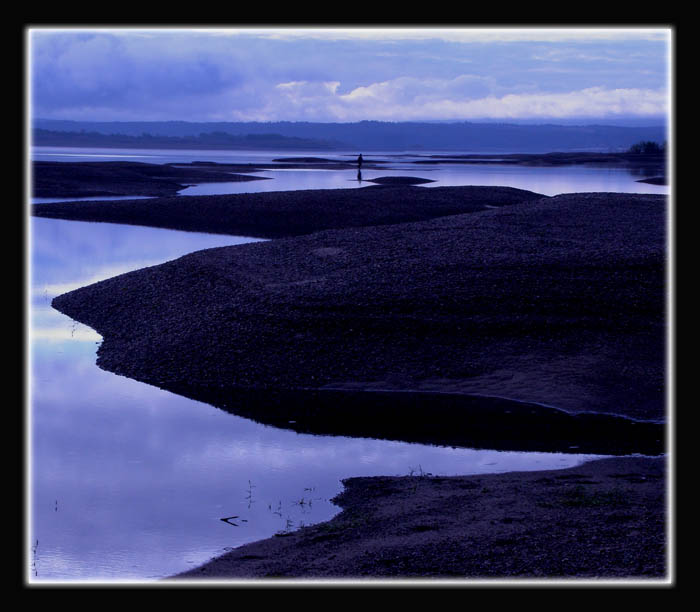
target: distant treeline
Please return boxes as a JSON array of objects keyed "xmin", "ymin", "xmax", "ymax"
[
  {"xmin": 33, "ymin": 119, "xmax": 668, "ymax": 153},
  {"xmin": 32, "ymin": 128, "xmax": 345, "ymax": 150},
  {"xmin": 627, "ymin": 140, "xmax": 666, "ymax": 154}
]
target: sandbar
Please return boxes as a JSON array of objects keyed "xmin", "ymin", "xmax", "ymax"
[{"xmin": 37, "ymin": 183, "xmax": 669, "ymax": 580}]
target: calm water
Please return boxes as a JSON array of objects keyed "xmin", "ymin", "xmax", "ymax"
[
  {"xmin": 32, "ymin": 146, "xmax": 668, "ymax": 198},
  {"xmin": 30, "ymin": 146, "xmax": 656, "ymax": 583}
]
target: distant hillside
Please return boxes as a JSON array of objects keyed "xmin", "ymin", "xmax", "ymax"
[
  {"xmin": 33, "ymin": 119, "xmax": 667, "ymax": 153},
  {"xmin": 32, "ymin": 128, "xmax": 344, "ymax": 150}
]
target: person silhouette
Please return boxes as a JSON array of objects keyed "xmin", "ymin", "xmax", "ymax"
[{"xmin": 357, "ymin": 154, "xmax": 363, "ymax": 181}]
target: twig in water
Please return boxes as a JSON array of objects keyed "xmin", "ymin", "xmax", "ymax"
[{"xmin": 245, "ymin": 480, "xmax": 256, "ymax": 508}]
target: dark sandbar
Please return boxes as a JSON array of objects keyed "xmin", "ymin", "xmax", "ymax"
[
  {"xmin": 32, "ymin": 160, "xmax": 269, "ymax": 199},
  {"xmin": 43, "ymin": 184, "xmax": 669, "ymax": 580},
  {"xmin": 33, "ymin": 184, "xmax": 542, "ymax": 238},
  {"xmin": 365, "ymin": 176, "xmax": 436, "ymax": 185},
  {"xmin": 637, "ymin": 176, "xmax": 667, "ymax": 185},
  {"xmin": 173, "ymin": 455, "xmax": 666, "ymax": 580},
  {"xmin": 49, "ymin": 191, "xmax": 666, "ymax": 429}
]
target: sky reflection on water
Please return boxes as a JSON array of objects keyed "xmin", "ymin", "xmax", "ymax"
[
  {"xmin": 180, "ymin": 162, "xmax": 667, "ymax": 198},
  {"xmin": 33, "ymin": 337, "xmax": 601, "ymax": 581},
  {"xmin": 33, "ymin": 146, "xmax": 668, "ymax": 198},
  {"xmin": 28, "ymin": 217, "xmax": 608, "ymax": 582},
  {"xmin": 33, "ymin": 141, "xmax": 662, "ymax": 581}
]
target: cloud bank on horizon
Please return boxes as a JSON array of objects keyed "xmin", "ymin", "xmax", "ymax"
[{"xmin": 28, "ymin": 27, "xmax": 672, "ymax": 124}]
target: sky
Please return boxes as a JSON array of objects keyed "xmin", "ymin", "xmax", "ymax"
[{"xmin": 27, "ymin": 25, "xmax": 673, "ymax": 124}]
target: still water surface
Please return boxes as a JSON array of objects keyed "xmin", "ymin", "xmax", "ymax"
[
  {"xmin": 29, "ymin": 218, "xmax": 608, "ymax": 582},
  {"xmin": 31, "ymin": 146, "xmax": 655, "ymax": 582},
  {"xmin": 33, "ymin": 145, "xmax": 668, "ymax": 197}
]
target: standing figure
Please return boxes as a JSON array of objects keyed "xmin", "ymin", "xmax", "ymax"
[{"xmin": 357, "ymin": 153, "xmax": 363, "ymax": 181}]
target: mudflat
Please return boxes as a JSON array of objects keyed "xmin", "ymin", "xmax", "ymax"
[
  {"xmin": 49, "ymin": 190, "xmax": 667, "ymax": 425},
  {"xmin": 172, "ymin": 456, "xmax": 667, "ymax": 581},
  {"xmin": 38, "ymin": 183, "xmax": 670, "ymax": 581},
  {"xmin": 32, "ymin": 183, "xmax": 543, "ymax": 237},
  {"xmin": 32, "ymin": 160, "xmax": 272, "ymax": 198}
]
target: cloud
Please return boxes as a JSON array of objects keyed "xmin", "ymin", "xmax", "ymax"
[
  {"xmin": 31, "ymin": 31, "xmax": 247, "ymax": 118},
  {"xmin": 223, "ymin": 26, "xmax": 671, "ymax": 43},
  {"xmin": 415, "ymin": 86, "xmax": 669, "ymax": 120},
  {"xmin": 28, "ymin": 28, "xmax": 670, "ymax": 122},
  {"xmin": 265, "ymin": 75, "xmax": 668, "ymax": 122}
]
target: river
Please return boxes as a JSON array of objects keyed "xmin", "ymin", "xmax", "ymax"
[{"xmin": 30, "ymin": 146, "xmax": 662, "ymax": 582}]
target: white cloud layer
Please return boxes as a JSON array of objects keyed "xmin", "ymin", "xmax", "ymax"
[
  {"xmin": 235, "ymin": 78, "xmax": 668, "ymax": 122},
  {"xmin": 29, "ymin": 28, "xmax": 671, "ymax": 122},
  {"xmin": 188, "ymin": 26, "xmax": 672, "ymax": 43}
]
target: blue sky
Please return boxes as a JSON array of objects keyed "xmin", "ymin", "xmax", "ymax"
[{"xmin": 28, "ymin": 26, "xmax": 672, "ymax": 123}]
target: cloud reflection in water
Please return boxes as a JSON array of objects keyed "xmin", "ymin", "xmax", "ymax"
[{"xmin": 29, "ymin": 215, "xmax": 605, "ymax": 581}]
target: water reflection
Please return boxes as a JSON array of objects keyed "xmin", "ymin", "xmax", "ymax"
[
  {"xmin": 33, "ymin": 146, "xmax": 667, "ymax": 198},
  {"xmin": 32, "ymin": 336, "xmax": 604, "ymax": 581},
  {"xmin": 30, "ymin": 218, "xmax": 265, "ymax": 347},
  {"xmin": 30, "ymin": 215, "xmax": 608, "ymax": 582},
  {"xmin": 177, "ymin": 162, "xmax": 667, "ymax": 197}
]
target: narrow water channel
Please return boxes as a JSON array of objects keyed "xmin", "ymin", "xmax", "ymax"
[{"xmin": 29, "ymin": 217, "xmax": 608, "ymax": 581}]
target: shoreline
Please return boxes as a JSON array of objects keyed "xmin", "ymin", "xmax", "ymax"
[
  {"xmin": 31, "ymin": 160, "xmax": 272, "ymax": 199},
  {"xmin": 48, "ymin": 189, "xmax": 666, "ymax": 424},
  {"xmin": 33, "ymin": 183, "xmax": 545, "ymax": 238},
  {"xmin": 171, "ymin": 455, "xmax": 667, "ymax": 581},
  {"xmin": 31, "ymin": 152, "xmax": 666, "ymax": 199},
  {"xmin": 35, "ymin": 180, "xmax": 669, "ymax": 580},
  {"xmin": 158, "ymin": 385, "xmax": 663, "ymax": 457}
]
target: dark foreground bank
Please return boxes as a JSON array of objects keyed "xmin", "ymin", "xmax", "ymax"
[
  {"xmin": 172, "ymin": 456, "xmax": 667, "ymax": 581},
  {"xmin": 50, "ymin": 190, "xmax": 667, "ymax": 427},
  {"xmin": 33, "ymin": 183, "xmax": 543, "ymax": 238},
  {"xmin": 32, "ymin": 160, "xmax": 271, "ymax": 198},
  {"xmin": 43, "ymin": 185, "xmax": 669, "ymax": 581}
]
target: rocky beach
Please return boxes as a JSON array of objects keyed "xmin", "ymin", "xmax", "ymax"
[
  {"xmin": 173, "ymin": 455, "xmax": 667, "ymax": 581},
  {"xmin": 32, "ymin": 165, "xmax": 670, "ymax": 582}
]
